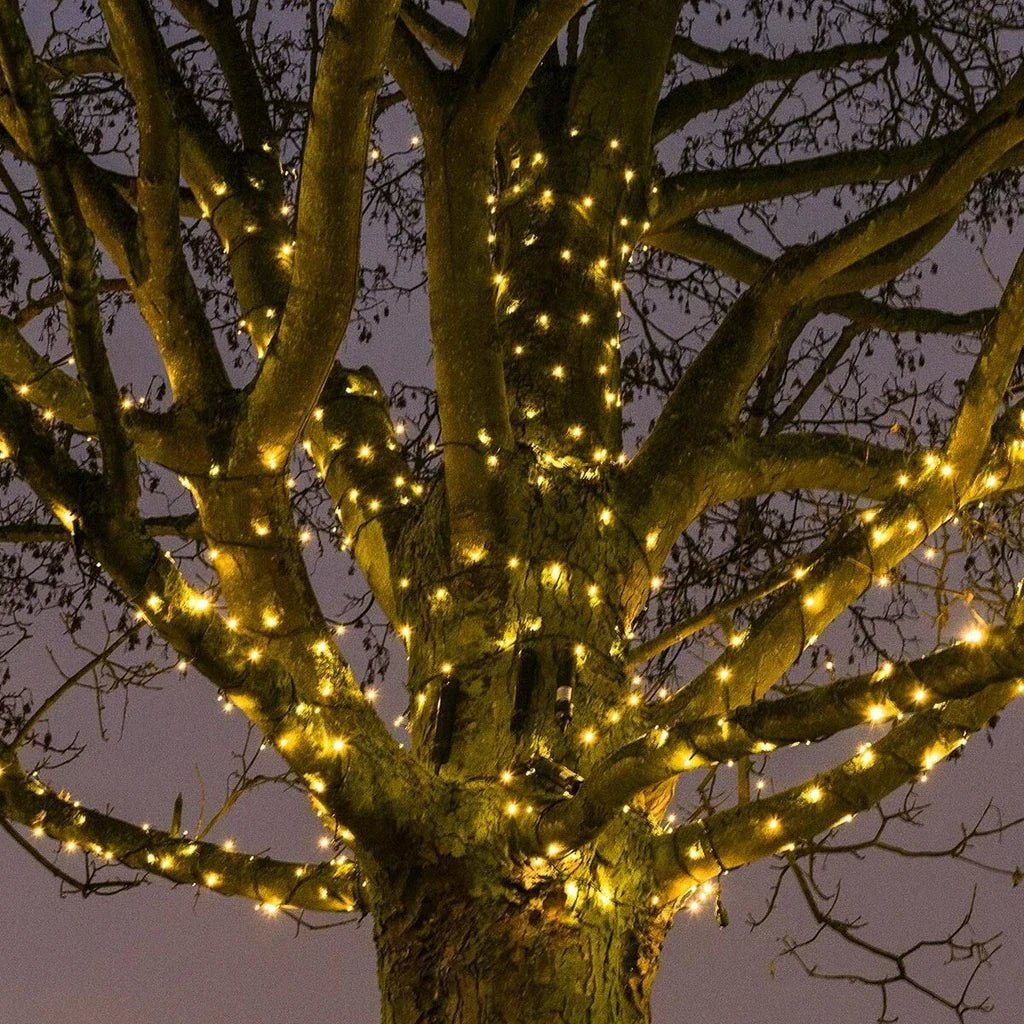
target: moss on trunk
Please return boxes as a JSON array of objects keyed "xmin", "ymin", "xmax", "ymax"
[{"xmin": 372, "ymin": 864, "xmax": 666, "ymax": 1024}]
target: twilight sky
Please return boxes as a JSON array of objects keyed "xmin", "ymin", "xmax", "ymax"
[{"xmin": 2, "ymin": 4, "xmax": 1024, "ymax": 1023}]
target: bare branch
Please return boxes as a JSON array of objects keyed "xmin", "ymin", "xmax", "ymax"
[{"xmin": 654, "ymin": 29, "xmax": 909, "ymax": 143}]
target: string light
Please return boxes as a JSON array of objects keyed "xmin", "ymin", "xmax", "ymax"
[
  {"xmin": 866, "ymin": 704, "xmax": 887, "ymax": 723},
  {"xmin": 962, "ymin": 625, "xmax": 986, "ymax": 645}
]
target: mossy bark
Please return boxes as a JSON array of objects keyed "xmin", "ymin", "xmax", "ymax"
[{"xmin": 372, "ymin": 868, "xmax": 665, "ymax": 1024}]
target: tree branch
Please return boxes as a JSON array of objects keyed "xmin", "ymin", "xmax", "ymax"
[
  {"xmin": 644, "ymin": 218, "xmax": 997, "ymax": 336},
  {"xmin": 458, "ymin": 0, "xmax": 587, "ymax": 136},
  {"xmin": 622, "ymin": 78, "xmax": 1024, "ymax": 554},
  {"xmin": 303, "ymin": 365, "xmax": 417, "ymax": 622},
  {"xmin": 0, "ymin": 514, "xmax": 199, "ymax": 545},
  {"xmin": 536, "ymin": 625, "xmax": 1024, "ymax": 856},
  {"xmin": 241, "ymin": 0, "xmax": 401, "ymax": 457},
  {"xmin": 98, "ymin": 0, "xmax": 232, "ymax": 416},
  {"xmin": 0, "ymin": 754, "xmax": 359, "ymax": 913},
  {"xmin": 650, "ymin": 682, "xmax": 1021, "ymax": 899},
  {"xmin": 707, "ymin": 432, "xmax": 909, "ymax": 506},
  {"xmin": 0, "ymin": 2, "xmax": 138, "ymax": 508},
  {"xmin": 169, "ymin": 0, "xmax": 275, "ymax": 150},
  {"xmin": 399, "ymin": 0, "xmax": 466, "ymax": 65},
  {"xmin": 654, "ymin": 29, "xmax": 908, "ymax": 143}
]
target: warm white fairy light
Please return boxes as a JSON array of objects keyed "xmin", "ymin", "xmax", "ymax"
[
  {"xmin": 962, "ymin": 625, "xmax": 986, "ymax": 645},
  {"xmin": 542, "ymin": 562, "xmax": 565, "ymax": 586}
]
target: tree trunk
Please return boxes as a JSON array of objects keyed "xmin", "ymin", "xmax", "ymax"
[{"xmin": 372, "ymin": 866, "xmax": 666, "ymax": 1024}]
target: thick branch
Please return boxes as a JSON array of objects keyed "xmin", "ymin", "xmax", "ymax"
[
  {"xmin": 537, "ymin": 626, "xmax": 1024, "ymax": 855},
  {"xmin": 650, "ymin": 683, "xmax": 1021, "ymax": 899},
  {"xmin": 0, "ymin": 756, "xmax": 358, "ymax": 913},
  {"xmin": 708, "ymin": 433, "xmax": 909, "ymax": 505},
  {"xmin": 569, "ymin": 0, "xmax": 683, "ymax": 157},
  {"xmin": 458, "ymin": 0, "xmax": 587, "ymax": 136},
  {"xmin": 0, "ymin": 513, "xmax": 199, "ymax": 545},
  {"xmin": 303, "ymin": 365, "xmax": 417, "ymax": 622},
  {"xmin": 624, "ymin": 81, "xmax": 1024, "ymax": 550},
  {"xmin": 399, "ymin": 0, "xmax": 465, "ymax": 65},
  {"xmin": 0, "ymin": 3, "xmax": 138, "ymax": 507},
  {"xmin": 0, "ymin": 376, "xmax": 429, "ymax": 855},
  {"xmin": 98, "ymin": 0, "xmax": 231, "ymax": 416},
  {"xmin": 242, "ymin": 0, "xmax": 401, "ymax": 456}
]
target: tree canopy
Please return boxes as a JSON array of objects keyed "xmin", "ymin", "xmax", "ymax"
[{"xmin": 1, "ymin": 2, "xmax": 1024, "ymax": 1021}]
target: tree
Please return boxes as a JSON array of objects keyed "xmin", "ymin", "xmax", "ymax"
[{"xmin": 1, "ymin": 1, "xmax": 1024, "ymax": 1021}]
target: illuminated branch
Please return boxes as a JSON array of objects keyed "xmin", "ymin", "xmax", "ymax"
[
  {"xmin": 623, "ymin": 80, "xmax": 1024, "ymax": 554},
  {"xmin": 0, "ymin": 317, "xmax": 93, "ymax": 428},
  {"xmin": 0, "ymin": 376, "xmax": 430, "ymax": 855},
  {"xmin": 647, "ymin": 235, "xmax": 1024, "ymax": 728},
  {"xmin": 37, "ymin": 26, "xmax": 284, "ymax": 322},
  {"xmin": 537, "ymin": 628, "xmax": 1024, "ymax": 855},
  {"xmin": 0, "ymin": 756, "xmax": 359, "ymax": 913},
  {"xmin": 61, "ymin": 148, "xmax": 232, "ymax": 424},
  {"xmin": 0, "ymin": 46, "xmax": 216, "ymax": 472},
  {"xmin": 303, "ymin": 365, "xmax": 417, "ymax": 622},
  {"xmin": 778, "ymin": 97, "xmax": 1024, "ymax": 302},
  {"xmin": 650, "ymin": 683, "xmax": 1022, "ymax": 900},
  {"xmin": 0, "ymin": 378, "xmax": 282, "ymax": 715},
  {"xmin": 656, "ymin": 239, "xmax": 1024, "ymax": 725},
  {"xmin": 60, "ymin": 14, "xmax": 288, "ymax": 350},
  {"xmin": 0, "ymin": 2, "xmax": 138, "ymax": 507},
  {"xmin": 0, "ymin": 315, "xmax": 182, "ymax": 462},
  {"xmin": 99, "ymin": 0, "xmax": 232, "ymax": 417},
  {"xmin": 416, "ymin": 135, "xmax": 512, "ymax": 555},
  {"xmin": 242, "ymin": 0, "xmax": 401, "ymax": 456}
]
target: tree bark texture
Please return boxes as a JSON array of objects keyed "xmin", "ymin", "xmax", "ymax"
[{"xmin": 372, "ymin": 867, "xmax": 666, "ymax": 1024}]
